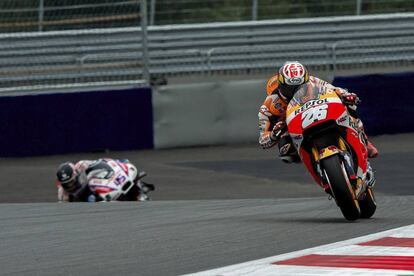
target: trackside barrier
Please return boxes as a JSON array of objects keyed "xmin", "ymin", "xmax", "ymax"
[
  {"xmin": 154, "ymin": 72, "xmax": 414, "ymax": 149},
  {"xmin": 153, "ymin": 80, "xmax": 264, "ymax": 149},
  {"xmin": 0, "ymin": 87, "xmax": 153, "ymax": 157},
  {"xmin": 1, "ymin": 72, "xmax": 412, "ymax": 156},
  {"xmin": 332, "ymin": 72, "xmax": 414, "ymax": 136}
]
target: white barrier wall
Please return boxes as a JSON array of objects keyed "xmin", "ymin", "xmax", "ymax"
[{"xmin": 153, "ymin": 79, "xmax": 266, "ymax": 149}]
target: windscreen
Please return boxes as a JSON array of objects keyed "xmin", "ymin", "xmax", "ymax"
[
  {"xmin": 86, "ymin": 160, "xmax": 114, "ymax": 179},
  {"xmin": 291, "ymin": 82, "xmax": 325, "ymax": 106}
]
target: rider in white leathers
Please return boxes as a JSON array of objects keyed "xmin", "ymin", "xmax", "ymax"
[
  {"xmin": 56, "ymin": 160, "xmax": 95, "ymax": 202},
  {"xmin": 56, "ymin": 158, "xmax": 154, "ymax": 202}
]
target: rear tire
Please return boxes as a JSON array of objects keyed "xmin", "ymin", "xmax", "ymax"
[
  {"xmin": 321, "ymin": 155, "xmax": 361, "ymax": 221},
  {"xmin": 359, "ymin": 188, "xmax": 376, "ymax": 218}
]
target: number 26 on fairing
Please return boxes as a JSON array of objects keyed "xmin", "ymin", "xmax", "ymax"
[{"xmin": 301, "ymin": 104, "xmax": 328, "ymax": 128}]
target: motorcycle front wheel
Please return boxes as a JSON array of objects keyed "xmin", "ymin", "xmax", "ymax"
[
  {"xmin": 321, "ymin": 155, "xmax": 361, "ymax": 221},
  {"xmin": 359, "ymin": 188, "xmax": 377, "ymax": 218}
]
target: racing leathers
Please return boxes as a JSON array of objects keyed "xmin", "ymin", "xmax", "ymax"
[
  {"xmin": 258, "ymin": 75, "xmax": 378, "ymax": 162},
  {"xmin": 57, "ymin": 160, "xmax": 95, "ymax": 202}
]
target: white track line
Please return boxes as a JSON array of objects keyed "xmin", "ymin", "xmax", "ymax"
[{"xmin": 186, "ymin": 224, "xmax": 414, "ymax": 276}]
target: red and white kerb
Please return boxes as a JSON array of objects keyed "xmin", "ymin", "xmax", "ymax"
[{"xmin": 189, "ymin": 224, "xmax": 414, "ymax": 276}]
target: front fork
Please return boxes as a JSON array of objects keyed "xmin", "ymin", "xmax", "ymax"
[{"xmin": 312, "ymin": 137, "xmax": 372, "ymax": 200}]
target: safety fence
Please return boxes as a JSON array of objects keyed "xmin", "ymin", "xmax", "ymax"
[
  {"xmin": 1, "ymin": 0, "xmax": 413, "ymax": 31},
  {"xmin": 1, "ymin": 13, "xmax": 414, "ymax": 94}
]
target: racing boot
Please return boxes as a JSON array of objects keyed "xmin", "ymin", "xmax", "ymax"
[
  {"xmin": 365, "ymin": 163, "xmax": 376, "ymax": 188},
  {"xmin": 366, "ymin": 140, "xmax": 379, "ymax": 158}
]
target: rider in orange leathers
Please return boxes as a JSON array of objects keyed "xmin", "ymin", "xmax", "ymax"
[{"xmin": 258, "ymin": 61, "xmax": 378, "ymax": 163}]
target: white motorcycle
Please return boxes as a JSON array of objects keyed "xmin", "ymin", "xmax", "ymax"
[{"xmin": 86, "ymin": 159, "xmax": 155, "ymax": 202}]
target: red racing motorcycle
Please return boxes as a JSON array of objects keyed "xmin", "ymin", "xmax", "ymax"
[{"xmin": 285, "ymin": 82, "xmax": 376, "ymax": 221}]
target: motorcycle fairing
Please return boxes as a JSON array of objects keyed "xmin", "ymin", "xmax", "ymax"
[
  {"xmin": 286, "ymin": 82, "xmax": 369, "ymax": 187},
  {"xmin": 87, "ymin": 160, "xmax": 137, "ymax": 201}
]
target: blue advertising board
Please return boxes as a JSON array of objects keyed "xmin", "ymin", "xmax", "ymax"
[
  {"xmin": 0, "ymin": 87, "xmax": 153, "ymax": 157},
  {"xmin": 333, "ymin": 72, "xmax": 414, "ymax": 136}
]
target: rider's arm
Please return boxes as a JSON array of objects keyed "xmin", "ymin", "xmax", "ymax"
[
  {"xmin": 57, "ymin": 183, "xmax": 69, "ymax": 202},
  {"xmin": 313, "ymin": 76, "xmax": 346, "ymax": 94},
  {"xmin": 313, "ymin": 76, "xmax": 360, "ymax": 107},
  {"xmin": 75, "ymin": 160, "xmax": 95, "ymax": 173},
  {"xmin": 258, "ymin": 96, "xmax": 281, "ymax": 149},
  {"xmin": 259, "ymin": 112, "xmax": 276, "ymax": 149},
  {"xmin": 75, "ymin": 160, "xmax": 95, "ymax": 185}
]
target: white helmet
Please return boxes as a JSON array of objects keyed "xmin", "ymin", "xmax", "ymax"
[{"xmin": 277, "ymin": 61, "xmax": 309, "ymax": 99}]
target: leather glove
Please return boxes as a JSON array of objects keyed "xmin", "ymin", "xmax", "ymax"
[
  {"xmin": 270, "ymin": 121, "xmax": 286, "ymax": 141},
  {"xmin": 341, "ymin": 92, "xmax": 361, "ymax": 105}
]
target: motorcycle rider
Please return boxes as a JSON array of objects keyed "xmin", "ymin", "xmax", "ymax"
[
  {"xmin": 258, "ymin": 61, "xmax": 379, "ymax": 163},
  {"xmin": 56, "ymin": 158, "xmax": 154, "ymax": 202},
  {"xmin": 56, "ymin": 160, "xmax": 95, "ymax": 202}
]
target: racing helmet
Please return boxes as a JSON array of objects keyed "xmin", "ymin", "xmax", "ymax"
[
  {"xmin": 277, "ymin": 61, "xmax": 309, "ymax": 100},
  {"xmin": 56, "ymin": 162, "xmax": 79, "ymax": 192}
]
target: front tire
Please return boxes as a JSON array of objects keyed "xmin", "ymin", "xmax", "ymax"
[
  {"xmin": 321, "ymin": 155, "xmax": 361, "ymax": 221},
  {"xmin": 359, "ymin": 188, "xmax": 376, "ymax": 218}
]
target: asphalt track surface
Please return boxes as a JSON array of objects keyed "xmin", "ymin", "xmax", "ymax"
[{"xmin": 0, "ymin": 133, "xmax": 413, "ymax": 275}]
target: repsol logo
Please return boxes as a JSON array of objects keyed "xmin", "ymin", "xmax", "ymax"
[{"xmin": 294, "ymin": 98, "xmax": 328, "ymax": 115}]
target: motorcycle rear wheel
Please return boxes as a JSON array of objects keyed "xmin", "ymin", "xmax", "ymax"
[
  {"xmin": 359, "ymin": 188, "xmax": 377, "ymax": 218},
  {"xmin": 321, "ymin": 155, "xmax": 361, "ymax": 221}
]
